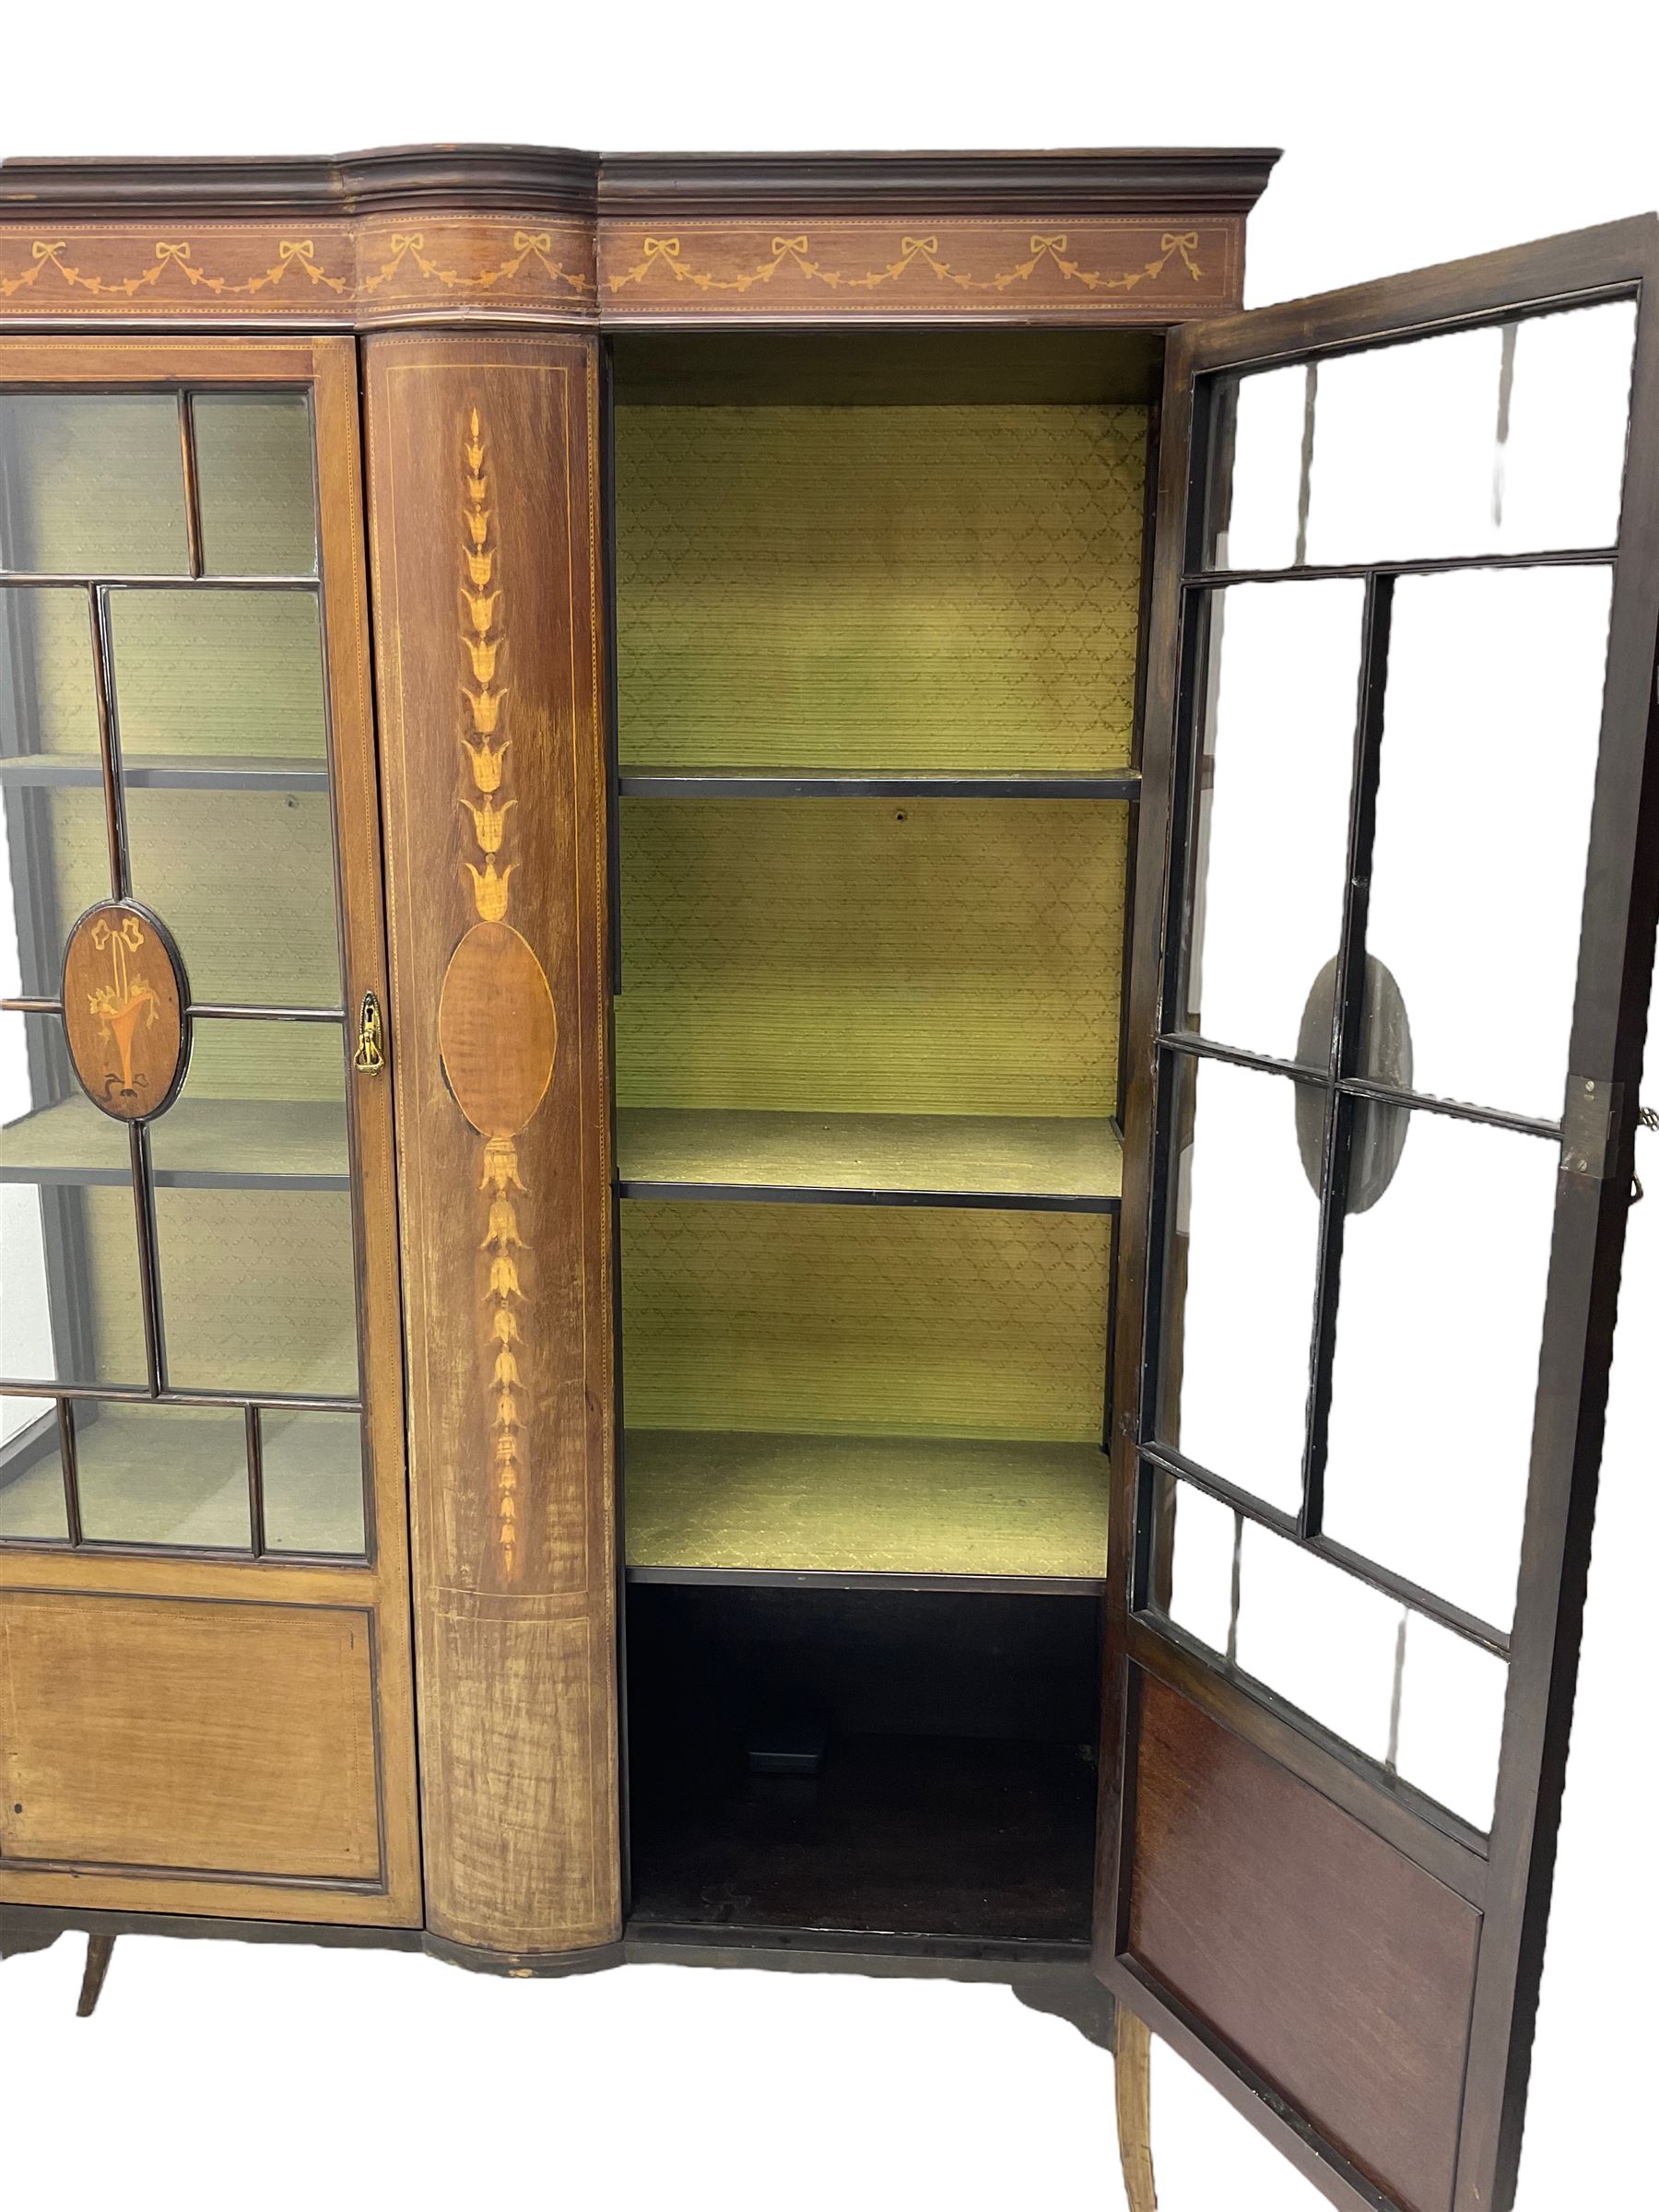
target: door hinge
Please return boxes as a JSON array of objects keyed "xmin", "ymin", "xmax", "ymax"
[
  {"xmin": 1560, "ymin": 1076, "xmax": 1624, "ymax": 1180},
  {"xmin": 353, "ymin": 990, "xmax": 385, "ymax": 1073}
]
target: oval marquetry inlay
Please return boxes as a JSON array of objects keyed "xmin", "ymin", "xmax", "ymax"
[
  {"xmin": 61, "ymin": 900, "xmax": 190, "ymax": 1123},
  {"xmin": 438, "ymin": 921, "xmax": 557, "ymax": 1138}
]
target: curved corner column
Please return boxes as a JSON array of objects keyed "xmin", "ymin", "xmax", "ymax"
[{"xmin": 364, "ymin": 331, "xmax": 619, "ymax": 1957}]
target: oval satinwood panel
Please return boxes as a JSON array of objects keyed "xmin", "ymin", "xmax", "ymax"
[
  {"xmin": 61, "ymin": 900, "xmax": 191, "ymax": 1123},
  {"xmin": 438, "ymin": 921, "xmax": 558, "ymax": 1138}
]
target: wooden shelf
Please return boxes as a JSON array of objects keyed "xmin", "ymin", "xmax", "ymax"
[
  {"xmin": 624, "ymin": 1430, "xmax": 1110, "ymax": 1586},
  {"xmin": 618, "ymin": 767, "xmax": 1139, "ymax": 800},
  {"xmin": 617, "ymin": 1109, "xmax": 1122, "ymax": 1211},
  {"xmin": 0, "ymin": 753, "xmax": 328, "ymax": 793},
  {"xmin": 628, "ymin": 1729, "xmax": 1097, "ymax": 1947},
  {"xmin": 0, "ymin": 1094, "xmax": 348, "ymax": 1187}
]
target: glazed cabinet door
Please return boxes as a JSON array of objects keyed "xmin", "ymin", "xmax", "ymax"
[
  {"xmin": 1100, "ymin": 220, "xmax": 1659, "ymax": 2211},
  {"xmin": 0, "ymin": 339, "xmax": 420, "ymax": 1925}
]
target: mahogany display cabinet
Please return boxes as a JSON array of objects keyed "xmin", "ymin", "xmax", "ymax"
[{"xmin": 2, "ymin": 145, "xmax": 1657, "ymax": 2212}]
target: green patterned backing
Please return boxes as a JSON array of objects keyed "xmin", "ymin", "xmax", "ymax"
[
  {"xmin": 623, "ymin": 1201, "xmax": 1110, "ymax": 1444},
  {"xmin": 107, "ymin": 591, "xmax": 327, "ymax": 759},
  {"xmin": 618, "ymin": 798, "xmax": 1128, "ymax": 1118},
  {"xmin": 616, "ymin": 405, "xmax": 1147, "ymax": 771}
]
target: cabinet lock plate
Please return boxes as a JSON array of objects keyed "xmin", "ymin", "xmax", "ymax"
[{"xmin": 353, "ymin": 990, "xmax": 385, "ymax": 1073}]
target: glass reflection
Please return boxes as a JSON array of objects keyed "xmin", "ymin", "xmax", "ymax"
[
  {"xmin": 1302, "ymin": 300, "xmax": 1634, "ymax": 567},
  {"xmin": 1393, "ymin": 1611, "xmax": 1507, "ymax": 1830},
  {"xmin": 151, "ymin": 1021, "xmax": 359, "ymax": 1399},
  {"xmin": 1233, "ymin": 1518, "xmax": 1401, "ymax": 1762},
  {"xmin": 1160, "ymin": 1056, "xmax": 1323, "ymax": 1512},
  {"xmin": 1, "ymin": 1012, "xmax": 147, "ymax": 1388},
  {"xmin": 193, "ymin": 395, "xmax": 317, "ymax": 577},
  {"xmin": 1367, "ymin": 566, "xmax": 1612, "ymax": 1120},
  {"xmin": 75, "ymin": 1400, "xmax": 249, "ymax": 1548},
  {"xmin": 1182, "ymin": 580, "xmax": 1362, "ymax": 1063},
  {"xmin": 0, "ymin": 1396, "xmax": 67, "ymax": 1540},
  {"xmin": 1324, "ymin": 1109, "xmax": 1558, "ymax": 1631},
  {"xmin": 1, "ymin": 585, "xmax": 101, "ymax": 759},
  {"xmin": 1206, "ymin": 363, "xmax": 1311, "ymax": 571},
  {"xmin": 261, "ymin": 1406, "xmax": 367, "ymax": 1555},
  {"xmin": 0, "ymin": 394, "xmax": 189, "ymax": 575}
]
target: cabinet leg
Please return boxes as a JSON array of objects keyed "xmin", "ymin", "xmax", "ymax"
[
  {"xmin": 76, "ymin": 1933, "xmax": 115, "ymax": 2018},
  {"xmin": 1114, "ymin": 2007, "xmax": 1158, "ymax": 2212}
]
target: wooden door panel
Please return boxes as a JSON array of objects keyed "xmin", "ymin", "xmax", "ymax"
[
  {"xmin": 0, "ymin": 1589, "xmax": 382, "ymax": 1881},
  {"xmin": 1127, "ymin": 1671, "xmax": 1478, "ymax": 2212}
]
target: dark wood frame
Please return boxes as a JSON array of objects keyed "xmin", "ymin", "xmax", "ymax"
[{"xmin": 1097, "ymin": 214, "xmax": 1659, "ymax": 2212}]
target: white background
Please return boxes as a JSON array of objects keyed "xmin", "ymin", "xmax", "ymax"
[{"xmin": 1, "ymin": 6, "xmax": 1655, "ymax": 2206}]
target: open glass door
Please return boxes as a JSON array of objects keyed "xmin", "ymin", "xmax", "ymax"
[{"xmin": 1099, "ymin": 218, "xmax": 1659, "ymax": 2212}]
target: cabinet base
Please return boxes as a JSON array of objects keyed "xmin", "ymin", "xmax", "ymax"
[{"xmin": 0, "ymin": 1902, "xmax": 1114, "ymax": 2053}]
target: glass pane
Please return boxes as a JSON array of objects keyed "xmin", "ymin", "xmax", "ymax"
[
  {"xmin": 1, "ymin": 779, "xmax": 112, "ymax": 999},
  {"xmin": 1367, "ymin": 567, "xmax": 1612, "ymax": 1120},
  {"xmin": 157, "ymin": 1018, "xmax": 350, "ymax": 1180},
  {"xmin": 1155, "ymin": 1477, "xmax": 1506, "ymax": 1829},
  {"xmin": 261, "ymin": 1406, "xmax": 366, "ymax": 1555},
  {"xmin": 0, "ymin": 395, "xmax": 188, "ymax": 575},
  {"xmin": 1494, "ymin": 302, "xmax": 1637, "ymax": 551},
  {"xmin": 0, "ymin": 1395, "xmax": 67, "ymax": 1540},
  {"xmin": 109, "ymin": 589, "xmax": 326, "ymax": 763},
  {"xmin": 1303, "ymin": 300, "xmax": 1635, "ymax": 567},
  {"xmin": 74, "ymin": 1400, "xmax": 249, "ymax": 1548},
  {"xmin": 1394, "ymin": 1612, "xmax": 1508, "ymax": 1830},
  {"xmin": 123, "ymin": 786, "xmax": 342, "ymax": 1006},
  {"xmin": 1182, "ymin": 581, "xmax": 1362, "ymax": 1060},
  {"xmin": 1, "ymin": 584, "xmax": 101, "ymax": 759},
  {"xmin": 1206, "ymin": 363, "xmax": 1309, "ymax": 571},
  {"xmin": 1164, "ymin": 1477, "xmax": 1238, "ymax": 1654},
  {"xmin": 1233, "ymin": 1518, "xmax": 1401, "ymax": 1762},
  {"xmin": 1159, "ymin": 1056, "xmax": 1324, "ymax": 1512},
  {"xmin": 150, "ymin": 1021, "xmax": 359, "ymax": 1396},
  {"xmin": 194, "ymin": 395, "xmax": 317, "ymax": 577},
  {"xmin": 2, "ymin": 1011, "xmax": 147, "ymax": 1387},
  {"xmin": 1324, "ymin": 1111, "xmax": 1558, "ymax": 1631}
]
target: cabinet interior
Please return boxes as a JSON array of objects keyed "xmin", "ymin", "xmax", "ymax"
[{"xmin": 611, "ymin": 324, "xmax": 1158, "ymax": 1947}]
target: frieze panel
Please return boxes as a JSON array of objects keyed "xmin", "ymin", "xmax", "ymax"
[
  {"xmin": 597, "ymin": 217, "xmax": 1241, "ymax": 317},
  {"xmin": 0, "ymin": 211, "xmax": 1245, "ymax": 325},
  {"xmin": 0, "ymin": 216, "xmax": 599, "ymax": 324}
]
